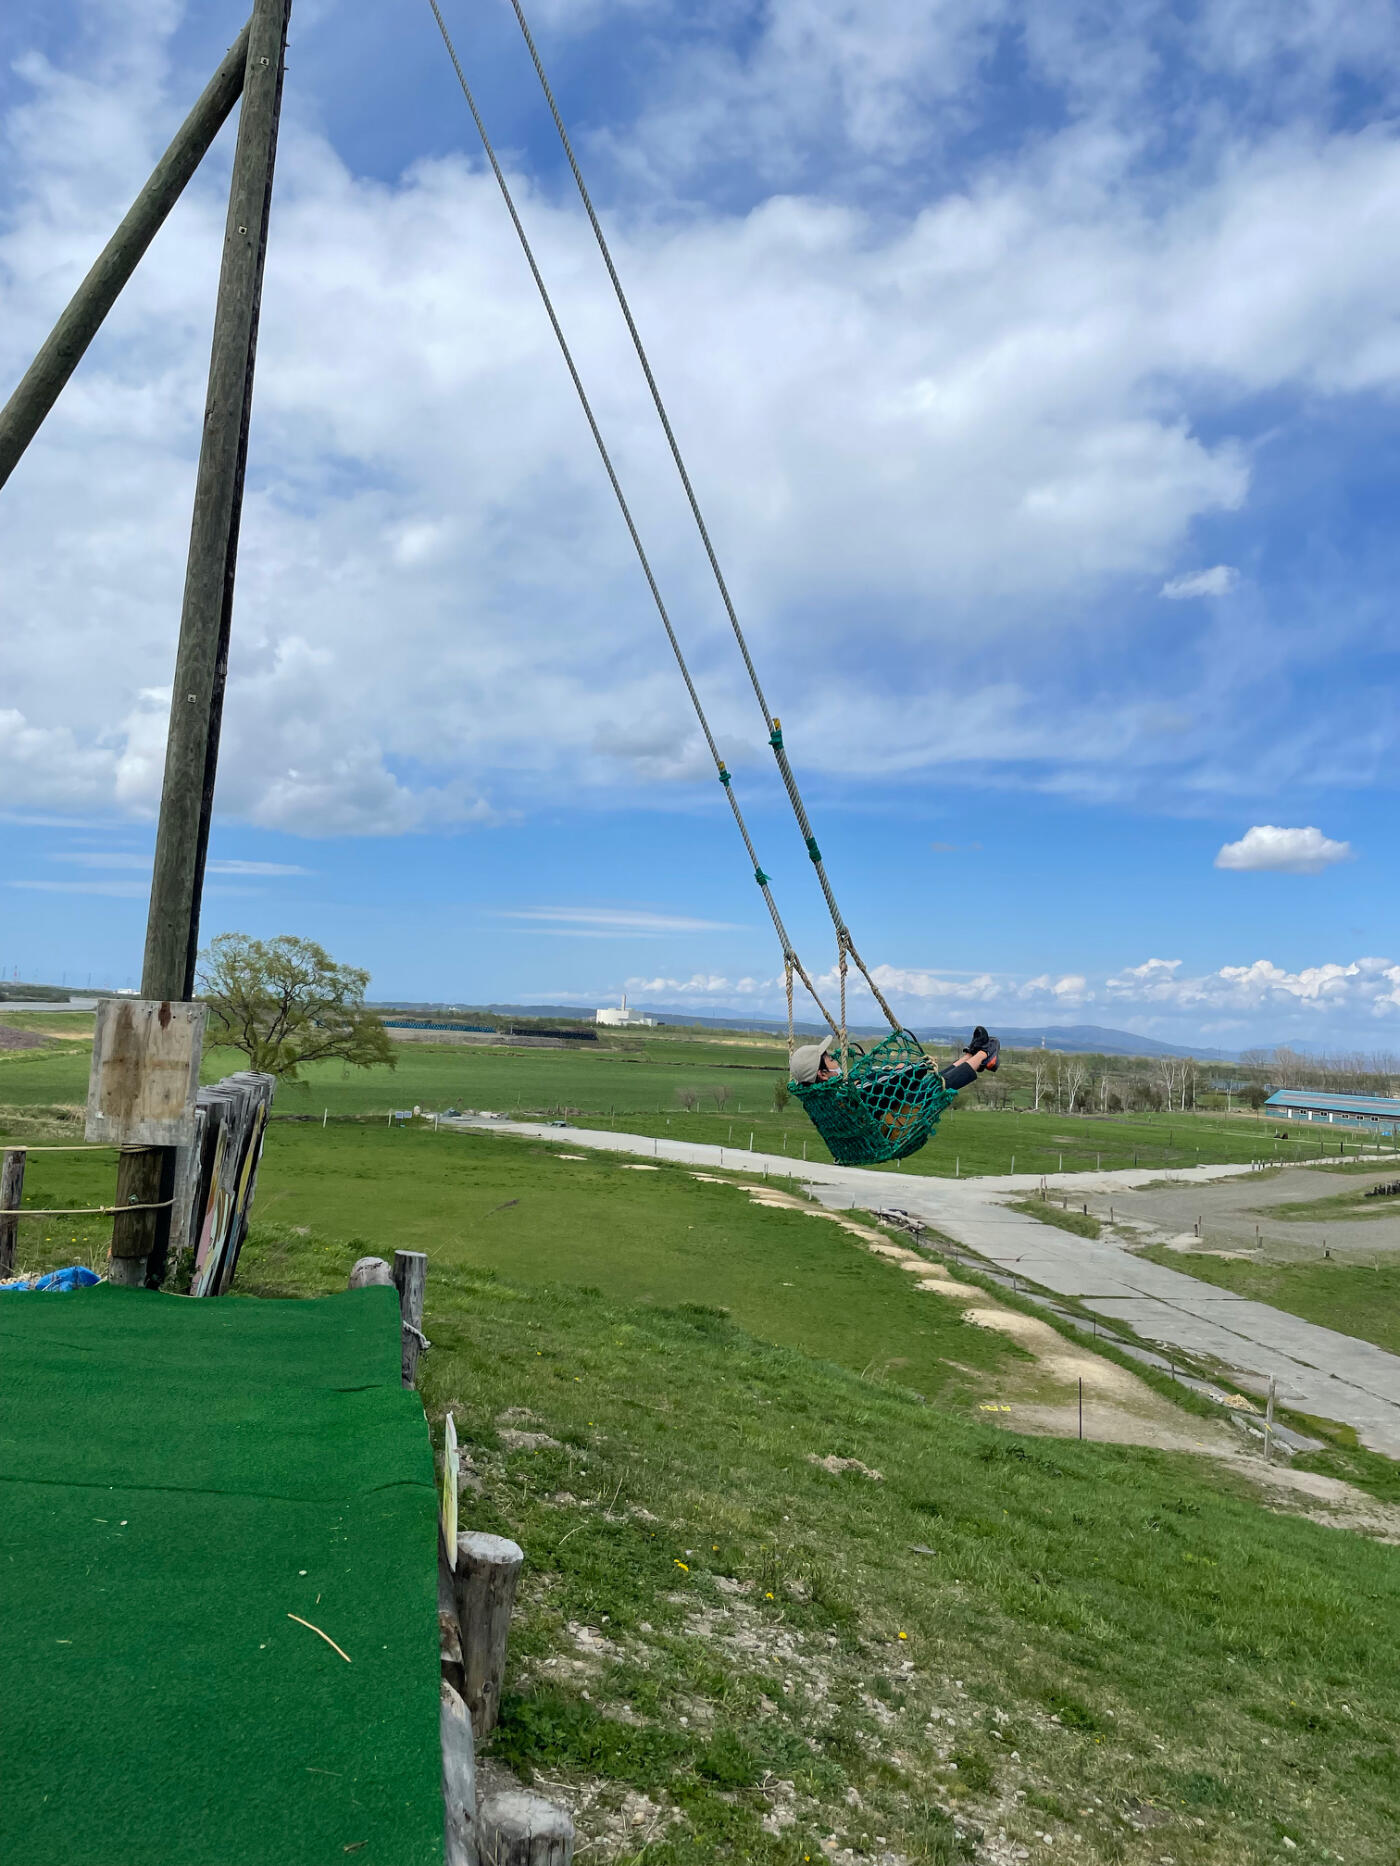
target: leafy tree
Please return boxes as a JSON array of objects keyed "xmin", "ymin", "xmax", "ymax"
[
  {"xmin": 772, "ymin": 1080, "xmax": 790, "ymax": 1113},
  {"xmin": 1240, "ymin": 1084, "xmax": 1268, "ymax": 1111},
  {"xmin": 199, "ymin": 934, "xmax": 395, "ymax": 1081}
]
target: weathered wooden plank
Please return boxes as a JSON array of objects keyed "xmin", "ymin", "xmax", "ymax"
[
  {"xmin": 86, "ymin": 1000, "xmax": 205, "ymax": 1149},
  {"xmin": 441, "ymin": 1679, "xmax": 480, "ymax": 1866},
  {"xmin": 439, "ymin": 1532, "xmax": 466, "ymax": 1699}
]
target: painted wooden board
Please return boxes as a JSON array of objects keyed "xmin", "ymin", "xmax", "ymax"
[{"xmin": 84, "ymin": 998, "xmax": 206, "ymax": 1147}]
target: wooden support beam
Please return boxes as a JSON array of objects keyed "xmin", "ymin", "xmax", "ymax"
[
  {"xmin": 393, "ymin": 1249, "xmax": 428, "ymax": 1386},
  {"xmin": 0, "ymin": 19, "xmax": 253, "ymax": 491},
  {"xmin": 477, "ymin": 1790, "xmax": 573, "ymax": 1866},
  {"xmin": 112, "ymin": 0, "xmax": 291, "ymax": 1285},
  {"xmin": 454, "ymin": 1531, "xmax": 523, "ymax": 1738},
  {"xmin": 0, "ymin": 1148, "xmax": 26, "ymax": 1277}
]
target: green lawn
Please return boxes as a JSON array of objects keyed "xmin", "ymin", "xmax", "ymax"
[
  {"xmin": 10, "ymin": 1091, "xmax": 1400, "ymax": 1860},
  {"xmin": 7, "ymin": 1012, "xmax": 1396, "ymax": 1182},
  {"xmin": 5, "ymin": 1121, "xmax": 1023, "ymax": 1412},
  {"xmin": 232, "ymin": 1169, "xmax": 1400, "ymax": 1866}
]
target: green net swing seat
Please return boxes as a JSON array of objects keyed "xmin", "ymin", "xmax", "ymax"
[{"xmin": 790, "ymin": 1028, "xmax": 958, "ymax": 1166}]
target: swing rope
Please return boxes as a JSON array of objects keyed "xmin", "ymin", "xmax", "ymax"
[
  {"xmin": 502, "ymin": 0, "xmax": 901, "ymax": 1036},
  {"xmin": 427, "ymin": 0, "xmax": 839, "ymax": 1046}
]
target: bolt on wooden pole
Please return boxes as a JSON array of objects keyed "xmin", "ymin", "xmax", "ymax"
[
  {"xmin": 0, "ymin": 19, "xmax": 254, "ymax": 491},
  {"xmin": 111, "ymin": 0, "xmax": 292, "ymax": 1287}
]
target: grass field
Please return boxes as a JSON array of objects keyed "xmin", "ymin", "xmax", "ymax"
[
  {"xmin": 7, "ymin": 1011, "xmax": 1397, "ymax": 1181},
  {"xmin": 8, "ymin": 1061, "xmax": 1400, "ymax": 1858},
  {"xmin": 224, "ymin": 1143, "xmax": 1400, "ymax": 1866}
]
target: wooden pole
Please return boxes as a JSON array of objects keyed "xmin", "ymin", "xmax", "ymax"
[
  {"xmin": 348, "ymin": 1254, "xmax": 393, "ymax": 1289},
  {"xmin": 0, "ymin": 20, "xmax": 253, "ymax": 491},
  {"xmin": 393, "ymin": 1249, "xmax": 428, "ymax": 1386},
  {"xmin": 111, "ymin": 0, "xmax": 291, "ymax": 1286},
  {"xmin": 477, "ymin": 1790, "xmax": 573, "ymax": 1866},
  {"xmin": 455, "ymin": 1531, "xmax": 524, "ymax": 1738},
  {"xmin": 0, "ymin": 1148, "xmax": 26, "ymax": 1277}
]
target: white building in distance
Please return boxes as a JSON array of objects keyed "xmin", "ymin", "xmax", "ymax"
[{"xmin": 596, "ymin": 993, "xmax": 656, "ymax": 1028}]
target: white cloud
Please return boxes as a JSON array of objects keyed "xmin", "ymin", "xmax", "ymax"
[
  {"xmin": 544, "ymin": 942, "xmax": 1400, "ymax": 1044},
  {"xmin": 1214, "ymin": 825, "xmax": 1353, "ymax": 874},
  {"xmin": 206, "ymin": 860, "xmax": 313, "ymax": 877},
  {"xmin": 5, "ymin": 5, "xmax": 1400, "ymax": 833},
  {"xmin": 623, "ymin": 973, "xmax": 780, "ymax": 1000},
  {"xmin": 1161, "ymin": 565, "xmax": 1239, "ymax": 598},
  {"xmin": 9, "ymin": 879, "xmax": 148, "ymax": 898},
  {"xmin": 1105, "ymin": 953, "xmax": 1400, "ymax": 1021},
  {"xmin": 503, "ymin": 906, "xmax": 745, "ymax": 935}
]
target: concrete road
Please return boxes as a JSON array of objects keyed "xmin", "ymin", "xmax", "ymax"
[
  {"xmin": 445, "ymin": 1116, "xmax": 1400, "ymax": 1459},
  {"xmin": 1087, "ymin": 1162, "xmax": 1400, "ymax": 1261}
]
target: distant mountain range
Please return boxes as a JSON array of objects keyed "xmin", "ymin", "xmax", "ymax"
[
  {"xmin": 375, "ymin": 1002, "xmax": 1235, "ymax": 1061},
  {"xmin": 918, "ymin": 1023, "xmax": 1238, "ymax": 1061}
]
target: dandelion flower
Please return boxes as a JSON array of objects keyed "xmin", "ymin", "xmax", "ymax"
[{"xmin": 674, "ymin": 1559, "xmax": 689, "ymax": 1572}]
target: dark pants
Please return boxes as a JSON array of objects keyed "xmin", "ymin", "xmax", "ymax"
[{"xmin": 939, "ymin": 1060, "xmax": 978, "ymax": 1093}]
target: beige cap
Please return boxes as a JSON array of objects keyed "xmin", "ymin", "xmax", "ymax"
[{"xmin": 789, "ymin": 1040, "xmax": 836, "ymax": 1085}]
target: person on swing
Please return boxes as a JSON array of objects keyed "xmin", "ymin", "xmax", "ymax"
[{"xmin": 789, "ymin": 1025, "xmax": 999, "ymax": 1107}]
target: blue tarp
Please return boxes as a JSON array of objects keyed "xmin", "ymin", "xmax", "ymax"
[{"xmin": 0, "ymin": 1266, "xmax": 102, "ymax": 1293}]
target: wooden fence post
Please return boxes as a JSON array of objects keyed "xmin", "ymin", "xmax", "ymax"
[
  {"xmin": 455, "ymin": 1531, "xmax": 523, "ymax": 1738},
  {"xmin": 0, "ymin": 1148, "xmax": 26, "ymax": 1277},
  {"xmin": 393, "ymin": 1249, "xmax": 428, "ymax": 1386},
  {"xmin": 348, "ymin": 1255, "xmax": 393, "ymax": 1289},
  {"xmin": 477, "ymin": 1790, "xmax": 573, "ymax": 1866}
]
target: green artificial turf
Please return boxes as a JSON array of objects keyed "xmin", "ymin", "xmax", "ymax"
[{"xmin": 0, "ymin": 1284, "xmax": 441, "ymax": 1866}]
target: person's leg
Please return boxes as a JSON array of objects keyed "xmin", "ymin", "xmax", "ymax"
[{"xmin": 939, "ymin": 1028, "xmax": 998, "ymax": 1092}]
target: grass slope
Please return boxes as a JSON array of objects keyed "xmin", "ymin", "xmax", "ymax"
[
  {"xmin": 240, "ymin": 1214, "xmax": 1400, "ymax": 1866},
  {"xmin": 11, "ymin": 1096, "xmax": 1400, "ymax": 1860}
]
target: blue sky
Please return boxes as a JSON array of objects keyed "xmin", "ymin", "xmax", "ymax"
[{"xmin": 3, "ymin": 0, "xmax": 1400, "ymax": 1047}]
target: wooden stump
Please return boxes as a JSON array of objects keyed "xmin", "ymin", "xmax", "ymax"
[
  {"xmin": 477, "ymin": 1790, "xmax": 573, "ymax": 1866},
  {"xmin": 348, "ymin": 1255, "xmax": 393, "ymax": 1289},
  {"xmin": 455, "ymin": 1531, "xmax": 523, "ymax": 1737},
  {"xmin": 441, "ymin": 1679, "xmax": 479, "ymax": 1866},
  {"xmin": 393, "ymin": 1248, "xmax": 428, "ymax": 1386},
  {"xmin": 0, "ymin": 1148, "xmax": 27, "ymax": 1277}
]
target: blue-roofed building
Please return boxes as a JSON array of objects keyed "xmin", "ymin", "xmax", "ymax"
[{"xmin": 1265, "ymin": 1089, "xmax": 1400, "ymax": 1134}]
